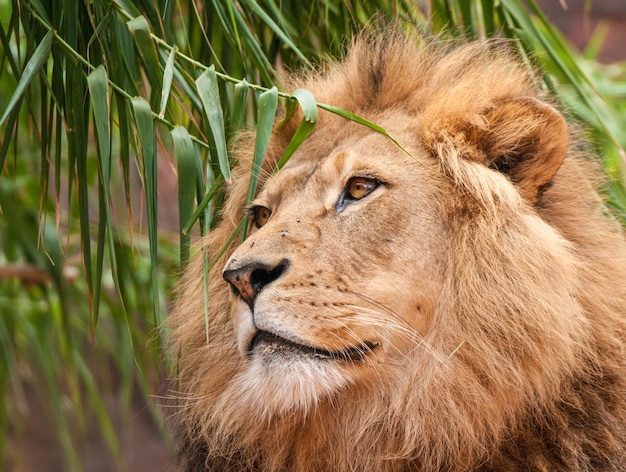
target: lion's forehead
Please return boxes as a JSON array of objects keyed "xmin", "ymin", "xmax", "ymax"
[{"xmin": 261, "ymin": 131, "xmax": 422, "ymax": 207}]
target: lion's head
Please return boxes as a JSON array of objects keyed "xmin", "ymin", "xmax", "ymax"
[{"xmin": 169, "ymin": 30, "xmax": 626, "ymax": 471}]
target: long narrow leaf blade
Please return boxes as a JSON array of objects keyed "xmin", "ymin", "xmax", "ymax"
[
  {"xmin": 0, "ymin": 108, "xmax": 20, "ymax": 175},
  {"xmin": 69, "ymin": 65, "xmax": 95, "ymax": 320},
  {"xmin": 87, "ymin": 65, "xmax": 112, "ymax": 331},
  {"xmin": 247, "ymin": 86, "xmax": 278, "ymax": 204},
  {"xmin": 229, "ymin": 79, "xmax": 249, "ymax": 137},
  {"xmin": 127, "ymin": 16, "xmax": 161, "ymax": 87},
  {"xmin": 171, "ymin": 125, "xmax": 200, "ymax": 266},
  {"xmin": 276, "ymin": 88, "xmax": 318, "ymax": 170},
  {"xmin": 240, "ymin": 0, "xmax": 310, "ymax": 65},
  {"xmin": 159, "ymin": 46, "xmax": 177, "ymax": 118},
  {"xmin": 196, "ymin": 66, "xmax": 231, "ymax": 181},
  {"xmin": 131, "ymin": 96, "xmax": 160, "ymax": 322},
  {"xmin": 0, "ymin": 30, "xmax": 53, "ymax": 127},
  {"xmin": 317, "ymin": 102, "xmax": 388, "ymax": 134},
  {"xmin": 242, "ymin": 87, "xmax": 278, "ymax": 240},
  {"xmin": 316, "ymin": 102, "xmax": 432, "ymax": 172},
  {"xmin": 182, "ymin": 176, "xmax": 225, "ymax": 235},
  {"xmin": 87, "ymin": 66, "xmax": 111, "ymax": 183}
]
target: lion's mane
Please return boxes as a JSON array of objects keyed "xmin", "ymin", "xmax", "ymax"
[{"xmin": 169, "ymin": 29, "xmax": 626, "ymax": 471}]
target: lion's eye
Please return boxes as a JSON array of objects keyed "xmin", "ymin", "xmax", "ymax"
[
  {"xmin": 252, "ymin": 206, "xmax": 272, "ymax": 228},
  {"xmin": 347, "ymin": 177, "xmax": 379, "ymax": 200}
]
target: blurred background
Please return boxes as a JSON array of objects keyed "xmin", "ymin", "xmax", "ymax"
[{"xmin": 1, "ymin": 0, "xmax": 625, "ymax": 470}]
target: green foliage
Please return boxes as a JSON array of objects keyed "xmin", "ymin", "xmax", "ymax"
[{"xmin": 1, "ymin": 0, "xmax": 625, "ymax": 469}]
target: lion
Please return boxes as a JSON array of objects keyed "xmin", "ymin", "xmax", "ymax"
[{"xmin": 168, "ymin": 28, "xmax": 626, "ymax": 471}]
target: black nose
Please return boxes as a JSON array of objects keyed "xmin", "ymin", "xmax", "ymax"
[{"xmin": 223, "ymin": 259, "xmax": 289, "ymax": 307}]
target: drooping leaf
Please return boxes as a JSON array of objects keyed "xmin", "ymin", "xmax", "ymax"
[
  {"xmin": 127, "ymin": 16, "xmax": 161, "ymax": 89},
  {"xmin": 131, "ymin": 96, "xmax": 160, "ymax": 323},
  {"xmin": 87, "ymin": 65, "xmax": 114, "ymax": 331},
  {"xmin": 159, "ymin": 46, "xmax": 177, "ymax": 118},
  {"xmin": 240, "ymin": 0, "xmax": 310, "ymax": 65},
  {"xmin": 275, "ymin": 88, "xmax": 318, "ymax": 170},
  {"xmin": 241, "ymin": 86, "xmax": 278, "ymax": 240},
  {"xmin": 0, "ymin": 30, "xmax": 53, "ymax": 128},
  {"xmin": 87, "ymin": 66, "xmax": 111, "ymax": 184},
  {"xmin": 247, "ymin": 86, "xmax": 278, "ymax": 203},
  {"xmin": 196, "ymin": 66, "xmax": 231, "ymax": 181},
  {"xmin": 228, "ymin": 79, "xmax": 249, "ymax": 138},
  {"xmin": 0, "ymin": 108, "xmax": 19, "ymax": 174},
  {"xmin": 171, "ymin": 125, "xmax": 200, "ymax": 266},
  {"xmin": 181, "ymin": 175, "xmax": 224, "ymax": 236}
]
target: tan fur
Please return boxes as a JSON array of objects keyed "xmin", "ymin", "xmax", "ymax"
[{"xmin": 168, "ymin": 29, "xmax": 626, "ymax": 471}]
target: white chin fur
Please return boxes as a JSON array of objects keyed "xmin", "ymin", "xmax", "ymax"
[{"xmin": 228, "ymin": 354, "xmax": 351, "ymax": 419}]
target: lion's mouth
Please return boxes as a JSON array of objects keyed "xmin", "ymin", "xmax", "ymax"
[{"xmin": 249, "ymin": 330, "xmax": 378, "ymax": 361}]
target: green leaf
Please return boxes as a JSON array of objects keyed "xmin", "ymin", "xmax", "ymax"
[
  {"xmin": 275, "ymin": 88, "xmax": 318, "ymax": 170},
  {"xmin": 196, "ymin": 66, "xmax": 231, "ymax": 181},
  {"xmin": 127, "ymin": 16, "xmax": 161, "ymax": 88},
  {"xmin": 240, "ymin": 0, "xmax": 310, "ymax": 65},
  {"xmin": 0, "ymin": 30, "xmax": 53, "ymax": 128},
  {"xmin": 317, "ymin": 102, "xmax": 387, "ymax": 134},
  {"xmin": 25, "ymin": 0, "xmax": 50, "ymax": 22},
  {"xmin": 171, "ymin": 125, "xmax": 199, "ymax": 267},
  {"xmin": 229, "ymin": 79, "xmax": 249, "ymax": 137},
  {"xmin": 69, "ymin": 64, "xmax": 94, "ymax": 316},
  {"xmin": 87, "ymin": 65, "xmax": 113, "ymax": 331},
  {"xmin": 247, "ymin": 86, "xmax": 278, "ymax": 202},
  {"xmin": 210, "ymin": 0, "xmax": 273, "ymax": 84},
  {"xmin": 182, "ymin": 175, "xmax": 224, "ymax": 235},
  {"xmin": 0, "ymin": 107, "xmax": 19, "ymax": 174},
  {"xmin": 131, "ymin": 96, "xmax": 159, "ymax": 322},
  {"xmin": 159, "ymin": 46, "xmax": 177, "ymax": 118},
  {"xmin": 209, "ymin": 217, "xmax": 246, "ymax": 272},
  {"xmin": 115, "ymin": 94, "xmax": 133, "ymax": 223},
  {"xmin": 242, "ymin": 86, "xmax": 278, "ymax": 240},
  {"xmin": 317, "ymin": 102, "xmax": 439, "ymax": 174},
  {"xmin": 87, "ymin": 66, "xmax": 111, "ymax": 185}
]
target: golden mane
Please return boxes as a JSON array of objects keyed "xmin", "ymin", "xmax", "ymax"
[{"xmin": 168, "ymin": 29, "xmax": 626, "ymax": 471}]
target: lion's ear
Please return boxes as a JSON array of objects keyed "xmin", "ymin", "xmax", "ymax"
[{"xmin": 468, "ymin": 97, "xmax": 569, "ymax": 203}]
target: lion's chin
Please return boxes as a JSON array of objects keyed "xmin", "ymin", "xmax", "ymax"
[
  {"xmin": 223, "ymin": 331, "xmax": 378, "ymax": 419},
  {"xmin": 230, "ymin": 350, "xmax": 352, "ymax": 419}
]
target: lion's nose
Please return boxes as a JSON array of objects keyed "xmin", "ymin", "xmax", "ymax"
[{"xmin": 223, "ymin": 259, "xmax": 289, "ymax": 307}]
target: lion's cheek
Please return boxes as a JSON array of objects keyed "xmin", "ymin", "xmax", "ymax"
[{"xmin": 364, "ymin": 254, "xmax": 445, "ymax": 338}]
